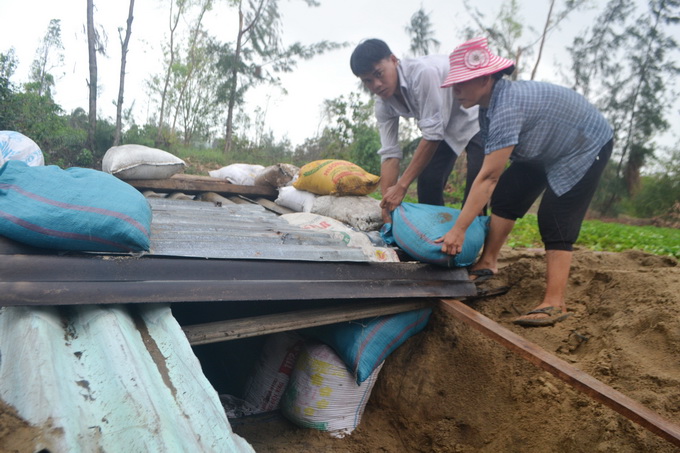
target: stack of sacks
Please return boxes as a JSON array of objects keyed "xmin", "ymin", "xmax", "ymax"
[
  {"xmin": 275, "ymin": 159, "xmax": 383, "ymax": 232},
  {"xmin": 229, "ymin": 309, "xmax": 432, "ymax": 438},
  {"xmin": 0, "ymin": 130, "xmax": 45, "ymax": 167},
  {"xmin": 102, "ymin": 144, "xmax": 186, "ymax": 180}
]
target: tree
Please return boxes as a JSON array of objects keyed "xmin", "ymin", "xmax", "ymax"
[
  {"xmin": 114, "ymin": 0, "xmax": 136, "ymax": 146},
  {"xmin": 461, "ymin": 0, "xmax": 589, "ymax": 79},
  {"xmin": 27, "ymin": 19, "xmax": 64, "ymax": 97},
  {"xmin": 217, "ymin": 0, "xmax": 345, "ymax": 153},
  {"xmin": 156, "ymin": 0, "xmax": 187, "ymax": 146},
  {"xmin": 569, "ymin": 0, "xmax": 680, "ymax": 213},
  {"xmin": 405, "ymin": 7, "xmax": 440, "ymax": 56},
  {"xmin": 86, "ymin": 1, "xmax": 109, "ymax": 153}
]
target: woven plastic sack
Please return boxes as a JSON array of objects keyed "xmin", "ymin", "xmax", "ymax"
[
  {"xmin": 209, "ymin": 163, "xmax": 265, "ymax": 186},
  {"xmin": 0, "ymin": 161, "xmax": 152, "ymax": 252},
  {"xmin": 303, "ymin": 308, "xmax": 431, "ymax": 384},
  {"xmin": 280, "ymin": 342, "xmax": 382, "ymax": 438},
  {"xmin": 102, "ymin": 144, "xmax": 185, "ymax": 180},
  {"xmin": 275, "ymin": 186, "xmax": 317, "ymax": 212},
  {"xmin": 381, "ymin": 202, "xmax": 489, "ymax": 267},
  {"xmin": 293, "ymin": 159, "xmax": 379, "ymax": 196},
  {"xmin": 242, "ymin": 332, "xmax": 305, "ymax": 413},
  {"xmin": 0, "ymin": 130, "xmax": 44, "ymax": 167}
]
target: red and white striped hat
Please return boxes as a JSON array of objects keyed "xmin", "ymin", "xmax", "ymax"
[{"xmin": 441, "ymin": 37, "xmax": 515, "ymax": 87}]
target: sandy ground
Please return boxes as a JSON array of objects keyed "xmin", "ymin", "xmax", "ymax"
[
  {"xmin": 2, "ymin": 247, "xmax": 679, "ymax": 452},
  {"xmin": 232, "ymin": 247, "xmax": 680, "ymax": 452}
]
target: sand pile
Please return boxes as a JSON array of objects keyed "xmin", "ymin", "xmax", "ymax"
[{"xmin": 234, "ymin": 248, "xmax": 680, "ymax": 452}]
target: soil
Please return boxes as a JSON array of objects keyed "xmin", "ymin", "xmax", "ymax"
[
  {"xmin": 232, "ymin": 247, "xmax": 680, "ymax": 453},
  {"xmin": 2, "ymin": 247, "xmax": 679, "ymax": 452}
]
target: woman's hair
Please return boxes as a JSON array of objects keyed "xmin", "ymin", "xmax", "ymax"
[
  {"xmin": 492, "ymin": 65, "xmax": 516, "ymax": 80},
  {"xmin": 350, "ymin": 39, "xmax": 393, "ymax": 76}
]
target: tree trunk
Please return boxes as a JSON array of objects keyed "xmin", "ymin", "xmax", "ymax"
[
  {"xmin": 87, "ymin": 0, "xmax": 97, "ymax": 152},
  {"xmin": 224, "ymin": 9, "xmax": 244, "ymax": 154},
  {"xmin": 157, "ymin": 0, "xmax": 182, "ymax": 146},
  {"xmin": 531, "ymin": 0, "xmax": 555, "ymax": 80},
  {"xmin": 114, "ymin": 0, "xmax": 135, "ymax": 146},
  {"xmin": 224, "ymin": 0, "xmax": 266, "ymax": 154}
]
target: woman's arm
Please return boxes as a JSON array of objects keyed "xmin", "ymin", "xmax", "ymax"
[{"xmin": 436, "ymin": 146, "xmax": 513, "ymax": 255}]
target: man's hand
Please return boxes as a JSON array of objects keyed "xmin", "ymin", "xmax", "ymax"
[
  {"xmin": 435, "ymin": 225, "xmax": 466, "ymax": 256},
  {"xmin": 381, "ymin": 207, "xmax": 392, "ymax": 224},
  {"xmin": 380, "ymin": 183, "xmax": 407, "ymax": 213}
]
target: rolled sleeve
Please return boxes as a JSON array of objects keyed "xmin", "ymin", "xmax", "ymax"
[
  {"xmin": 412, "ymin": 66, "xmax": 447, "ymax": 142},
  {"xmin": 376, "ymin": 102, "xmax": 403, "ymax": 162}
]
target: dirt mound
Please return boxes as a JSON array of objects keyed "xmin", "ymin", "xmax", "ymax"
[{"xmin": 234, "ymin": 248, "xmax": 680, "ymax": 452}]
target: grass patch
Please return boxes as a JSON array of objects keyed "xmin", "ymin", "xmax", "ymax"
[{"xmin": 506, "ymin": 214, "xmax": 679, "ymax": 258}]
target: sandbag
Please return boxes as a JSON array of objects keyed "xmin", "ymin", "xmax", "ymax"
[
  {"xmin": 293, "ymin": 159, "xmax": 379, "ymax": 196},
  {"xmin": 242, "ymin": 332, "xmax": 305, "ymax": 413},
  {"xmin": 382, "ymin": 202, "xmax": 489, "ymax": 267},
  {"xmin": 311, "ymin": 195, "xmax": 382, "ymax": 232},
  {"xmin": 275, "ymin": 186, "xmax": 317, "ymax": 212},
  {"xmin": 209, "ymin": 163, "xmax": 265, "ymax": 186},
  {"xmin": 280, "ymin": 342, "xmax": 382, "ymax": 438},
  {"xmin": 303, "ymin": 308, "xmax": 431, "ymax": 384},
  {"xmin": 254, "ymin": 163, "xmax": 299, "ymax": 189},
  {"xmin": 0, "ymin": 161, "xmax": 152, "ymax": 252},
  {"xmin": 102, "ymin": 144, "xmax": 186, "ymax": 180},
  {"xmin": 0, "ymin": 130, "xmax": 44, "ymax": 167},
  {"xmin": 281, "ymin": 212, "xmax": 399, "ymax": 263}
]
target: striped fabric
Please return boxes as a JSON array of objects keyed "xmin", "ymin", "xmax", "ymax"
[
  {"xmin": 383, "ymin": 202, "xmax": 489, "ymax": 268},
  {"xmin": 303, "ymin": 308, "xmax": 432, "ymax": 384},
  {"xmin": 441, "ymin": 37, "xmax": 515, "ymax": 87},
  {"xmin": 0, "ymin": 161, "xmax": 152, "ymax": 252}
]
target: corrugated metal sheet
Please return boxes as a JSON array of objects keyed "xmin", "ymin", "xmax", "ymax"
[
  {"xmin": 0, "ymin": 303, "xmax": 254, "ymax": 452},
  {"xmin": 147, "ymin": 197, "xmax": 370, "ymax": 261}
]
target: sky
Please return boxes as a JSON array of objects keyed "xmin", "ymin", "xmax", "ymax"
[{"xmin": 0, "ymin": 0, "xmax": 677, "ymax": 150}]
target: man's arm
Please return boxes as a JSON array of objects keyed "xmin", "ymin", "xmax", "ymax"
[{"xmin": 379, "ymin": 137, "xmax": 440, "ymax": 213}]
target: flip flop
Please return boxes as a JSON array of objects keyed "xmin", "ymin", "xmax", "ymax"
[
  {"xmin": 468, "ymin": 268, "xmax": 495, "ymax": 284},
  {"xmin": 513, "ymin": 306, "xmax": 572, "ymax": 327}
]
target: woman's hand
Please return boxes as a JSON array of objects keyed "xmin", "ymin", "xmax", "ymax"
[{"xmin": 435, "ymin": 225, "xmax": 467, "ymax": 256}]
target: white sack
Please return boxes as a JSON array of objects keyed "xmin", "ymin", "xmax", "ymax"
[
  {"xmin": 102, "ymin": 144, "xmax": 186, "ymax": 180},
  {"xmin": 275, "ymin": 186, "xmax": 317, "ymax": 213},
  {"xmin": 209, "ymin": 163, "xmax": 265, "ymax": 186},
  {"xmin": 242, "ymin": 331, "xmax": 305, "ymax": 413},
  {"xmin": 280, "ymin": 341, "xmax": 382, "ymax": 438},
  {"xmin": 311, "ymin": 195, "xmax": 383, "ymax": 232},
  {"xmin": 0, "ymin": 130, "xmax": 44, "ymax": 166},
  {"xmin": 281, "ymin": 212, "xmax": 398, "ymax": 263}
]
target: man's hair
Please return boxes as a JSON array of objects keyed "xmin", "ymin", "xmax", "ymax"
[{"xmin": 350, "ymin": 39, "xmax": 393, "ymax": 76}]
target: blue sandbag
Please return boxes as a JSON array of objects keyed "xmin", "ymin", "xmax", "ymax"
[
  {"xmin": 381, "ymin": 202, "xmax": 489, "ymax": 267},
  {"xmin": 303, "ymin": 308, "xmax": 432, "ymax": 385},
  {"xmin": 0, "ymin": 161, "xmax": 152, "ymax": 252}
]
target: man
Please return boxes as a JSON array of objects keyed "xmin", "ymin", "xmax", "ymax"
[{"xmin": 350, "ymin": 39, "xmax": 484, "ymax": 223}]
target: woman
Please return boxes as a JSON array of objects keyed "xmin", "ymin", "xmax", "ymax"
[{"xmin": 437, "ymin": 37, "xmax": 613, "ymax": 327}]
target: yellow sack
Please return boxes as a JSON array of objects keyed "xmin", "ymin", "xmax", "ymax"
[{"xmin": 293, "ymin": 159, "xmax": 380, "ymax": 196}]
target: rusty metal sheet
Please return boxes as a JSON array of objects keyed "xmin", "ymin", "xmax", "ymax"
[{"xmin": 0, "ymin": 253, "xmax": 476, "ymax": 306}]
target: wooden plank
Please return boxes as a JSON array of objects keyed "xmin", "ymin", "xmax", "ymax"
[
  {"xmin": 438, "ymin": 298, "xmax": 680, "ymax": 448},
  {"xmin": 183, "ymin": 299, "xmax": 432, "ymax": 345},
  {"xmin": 125, "ymin": 174, "xmax": 277, "ymax": 199}
]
